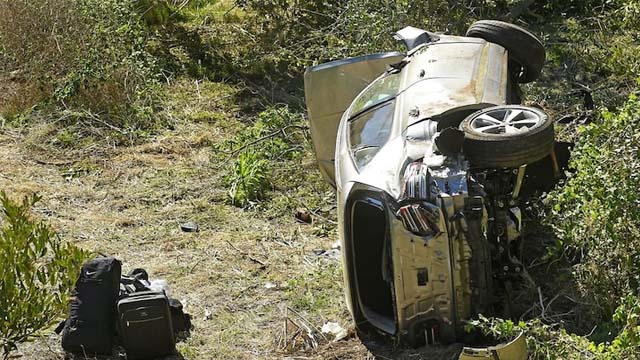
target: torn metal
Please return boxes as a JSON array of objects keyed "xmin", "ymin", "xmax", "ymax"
[
  {"xmin": 304, "ymin": 23, "xmax": 555, "ymax": 358},
  {"xmin": 459, "ymin": 331, "xmax": 527, "ymax": 360}
]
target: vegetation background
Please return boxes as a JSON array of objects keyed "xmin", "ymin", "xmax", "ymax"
[{"xmin": 2, "ymin": 0, "xmax": 640, "ymax": 358}]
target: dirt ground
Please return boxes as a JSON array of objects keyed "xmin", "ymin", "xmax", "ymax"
[{"xmin": 1, "ymin": 79, "xmax": 468, "ymax": 359}]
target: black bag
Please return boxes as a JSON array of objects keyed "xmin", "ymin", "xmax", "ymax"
[
  {"xmin": 60, "ymin": 257, "xmax": 122, "ymax": 355},
  {"xmin": 117, "ymin": 291, "xmax": 176, "ymax": 359},
  {"xmin": 121, "ymin": 269, "xmax": 192, "ymax": 335},
  {"xmin": 168, "ymin": 298, "xmax": 192, "ymax": 334}
]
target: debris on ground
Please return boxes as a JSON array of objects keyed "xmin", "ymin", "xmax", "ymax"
[
  {"xmin": 278, "ymin": 307, "xmax": 324, "ymax": 351},
  {"xmin": 320, "ymin": 321, "xmax": 348, "ymax": 341},
  {"xmin": 311, "ymin": 240, "xmax": 341, "ymax": 260},
  {"xmin": 180, "ymin": 222, "xmax": 199, "ymax": 232},
  {"xmin": 295, "ymin": 208, "xmax": 312, "ymax": 224},
  {"xmin": 203, "ymin": 309, "xmax": 212, "ymax": 321}
]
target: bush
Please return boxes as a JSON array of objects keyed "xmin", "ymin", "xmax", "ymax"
[
  {"xmin": 226, "ymin": 150, "xmax": 269, "ymax": 207},
  {"xmin": 0, "ymin": 192, "xmax": 87, "ymax": 355},
  {"xmin": 222, "ymin": 105, "xmax": 305, "ymax": 206},
  {"xmin": 547, "ymin": 90, "xmax": 640, "ymax": 356},
  {"xmin": 234, "ymin": 0, "xmax": 508, "ymax": 82},
  {"xmin": 0, "ymin": 0, "xmax": 162, "ymax": 132},
  {"xmin": 549, "ymin": 92, "xmax": 640, "ymax": 316}
]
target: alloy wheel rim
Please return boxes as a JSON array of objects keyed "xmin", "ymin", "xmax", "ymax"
[{"xmin": 469, "ymin": 108, "xmax": 543, "ymax": 135}]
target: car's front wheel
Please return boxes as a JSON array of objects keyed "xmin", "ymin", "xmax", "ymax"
[{"xmin": 460, "ymin": 105, "xmax": 554, "ymax": 168}]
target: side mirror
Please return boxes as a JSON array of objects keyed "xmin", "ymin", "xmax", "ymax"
[{"xmin": 393, "ymin": 26, "xmax": 438, "ymax": 51}]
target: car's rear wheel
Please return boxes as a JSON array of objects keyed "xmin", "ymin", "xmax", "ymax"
[
  {"xmin": 466, "ymin": 20, "xmax": 545, "ymax": 83},
  {"xmin": 460, "ymin": 105, "xmax": 554, "ymax": 168}
]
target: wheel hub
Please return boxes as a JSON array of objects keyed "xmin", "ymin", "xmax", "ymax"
[{"xmin": 469, "ymin": 108, "xmax": 542, "ymax": 135}]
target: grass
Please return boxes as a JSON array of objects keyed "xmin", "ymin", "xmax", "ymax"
[
  {"xmin": 3, "ymin": 77, "xmax": 350, "ymax": 359},
  {"xmin": 5, "ymin": 0, "xmax": 639, "ymax": 358},
  {"xmin": 5, "ymin": 73, "xmax": 473, "ymax": 358}
]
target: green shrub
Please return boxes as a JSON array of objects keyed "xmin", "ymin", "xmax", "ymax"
[
  {"xmin": 222, "ymin": 105, "xmax": 305, "ymax": 206},
  {"xmin": 226, "ymin": 150, "xmax": 269, "ymax": 206},
  {"xmin": 0, "ymin": 193, "xmax": 87, "ymax": 356},
  {"xmin": 230, "ymin": 0, "xmax": 457, "ymax": 76},
  {"xmin": 466, "ymin": 316, "xmax": 597, "ymax": 359},
  {"xmin": 234, "ymin": 0, "xmax": 507, "ymax": 82},
  {"xmin": 549, "ymin": 92, "xmax": 640, "ymax": 316},
  {"xmin": 0, "ymin": 0, "xmax": 162, "ymax": 132}
]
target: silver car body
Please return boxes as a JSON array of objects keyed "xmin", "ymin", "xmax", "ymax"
[{"xmin": 305, "ymin": 32, "xmax": 513, "ymax": 344}]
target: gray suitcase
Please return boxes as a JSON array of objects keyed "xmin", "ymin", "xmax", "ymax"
[{"xmin": 117, "ymin": 291, "xmax": 175, "ymax": 359}]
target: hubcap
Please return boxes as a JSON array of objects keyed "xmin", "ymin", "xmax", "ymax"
[{"xmin": 469, "ymin": 108, "xmax": 543, "ymax": 135}]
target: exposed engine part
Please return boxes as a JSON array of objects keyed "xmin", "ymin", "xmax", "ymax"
[
  {"xmin": 506, "ymin": 207, "xmax": 522, "ymax": 242},
  {"xmin": 463, "ymin": 196, "xmax": 494, "ymax": 316},
  {"xmin": 511, "ymin": 165, "xmax": 527, "ymax": 199},
  {"xmin": 401, "ymin": 162, "xmax": 432, "ymax": 200}
]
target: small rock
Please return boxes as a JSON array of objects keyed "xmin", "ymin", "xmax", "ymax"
[
  {"xmin": 264, "ymin": 282, "xmax": 277, "ymax": 289},
  {"xmin": 180, "ymin": 222, "xmax": 199, "ymax": 232},
  {"xmin": 9, "ymin": 70, "xmax": 21, "ymax": 81},
  {"xmin": 295, "ymin": 208, "xmax": 312, "ymax": 224},
  {"xmin": 203, "ymin": 308, "xmax": 212, "ymax": 321}
]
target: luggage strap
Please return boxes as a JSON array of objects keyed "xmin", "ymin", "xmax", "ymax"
[{"xmin": 120, "ymin": 276, "xmax": 150, "ymax": 294}]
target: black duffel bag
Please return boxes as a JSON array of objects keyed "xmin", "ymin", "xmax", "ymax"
[{"xmin": 58, "ymin": 257, "xmax": 121, "ymax": 355}]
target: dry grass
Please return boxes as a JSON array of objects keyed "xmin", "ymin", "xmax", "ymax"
[
  {"xmin": 0, "ymin": 78, "xmax": 337, "ymax": 359},
  {"xmin": 2, "ymin": 78, "xmax": 465, "ymax": 359}
]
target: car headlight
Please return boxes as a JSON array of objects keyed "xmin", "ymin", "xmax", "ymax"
[
  {"xmin": 397, "ymin": 201, "xmax": 440, "ymax": 236},
  {"xmin": 397, "ymin": 162, "xmax": 441, "ymax": 237}
]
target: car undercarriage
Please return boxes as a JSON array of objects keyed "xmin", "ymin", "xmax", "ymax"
[{"xmin": 304, "ymin": 20, "xmax": 564, "ymax": 356}]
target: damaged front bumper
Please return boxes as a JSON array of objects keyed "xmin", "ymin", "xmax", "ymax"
[
  {"xmin": 342, "ymin": 153, "xmax": 525, "ymax": 350},
  {"xmin": 342, "ymin": 160, "xmax": 481, "ymax": 345}
]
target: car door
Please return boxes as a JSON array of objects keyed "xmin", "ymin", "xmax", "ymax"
[{"xmin": 304, "ymin": 52, "xmax": 404, "ymax": 187}]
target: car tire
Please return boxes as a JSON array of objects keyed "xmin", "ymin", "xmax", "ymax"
[
  {"xmin": 466, "ymin": 20, "xmax": 545, "ymax": 83},
  {"xmin": 460, "ymin": 105, "xmax": 554, "ymax": 168}
]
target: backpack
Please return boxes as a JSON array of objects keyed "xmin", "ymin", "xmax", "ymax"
[
  {"xmin": 116, "ymin": 271, "xmax": 191, "ymax": 359},
  {"xmin": 168, "ymin": 298, "xmax": 192, "ymax": 335},
  {"xmin": 58, "ymin": 257, "xmax": 121, "ymax": 355}
]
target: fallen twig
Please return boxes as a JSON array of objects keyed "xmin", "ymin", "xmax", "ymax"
[
  {"xmin": 33, "ymin": 159, "xmax": 77, "ymax": 166},
  {"xmin": 225, "ymin": 240, "xmax": 267, "ymax": 268},
  {"xmin": 221, "ymin": 124, "xmax": 306, "ymax": 162},
  {"xmin": 287, "ymin": 306, "xmax": 329, "ymax": 346}
]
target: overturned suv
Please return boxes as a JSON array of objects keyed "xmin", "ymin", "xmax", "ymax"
[{"xmin": 305, "ymin": 21, "xmax": 559, "ymax": 347}]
